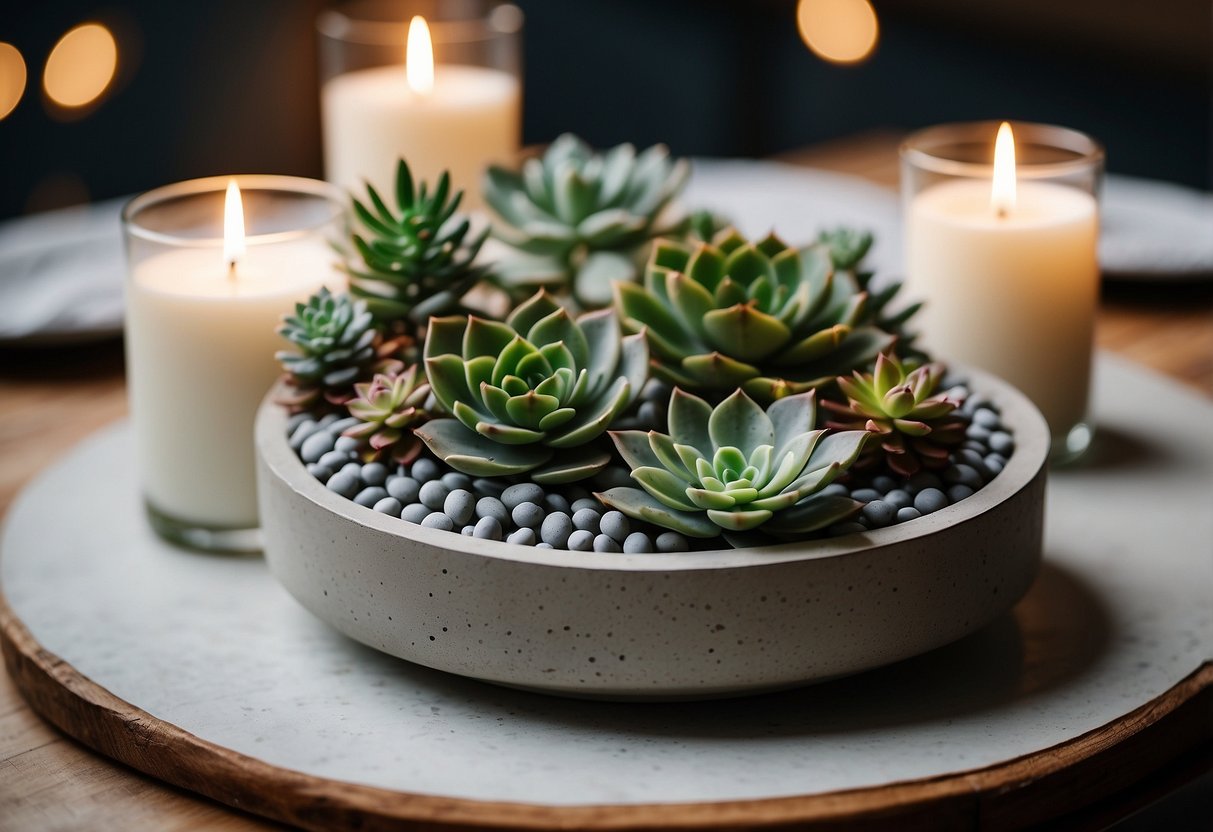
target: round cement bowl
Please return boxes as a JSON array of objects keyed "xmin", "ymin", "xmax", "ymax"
[{"xmin": 256, "ymin": 368, "xmax": 1048, "ymax": 700}]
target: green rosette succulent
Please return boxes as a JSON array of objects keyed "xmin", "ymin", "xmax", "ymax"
[
  {"xmin": 342, "ymin": 366, "xmax": 432, "ymax": 465},
  {"xmin": 276, "ymin": 288, "xmax": 395, "ymax": 413},
  {"xmin": 821, "ymin": 353, "xmax": 966, "ymax": 477},
  {"xmin": 818, "ymin": 227, "xmax": 923, "ymax": 357},
  {"xmin": 482, "ymin": 133, "xmax": 690, "ymax": 307},
  {"xmin": 346, "ymin": 159, "xmax": 489, "ymax": 324},
  {"xmin": 598, "ymin": 388, "xmax": 869, "ymax": 540},
  {"xmin": 614, "ymin": 228, "xmax": 896, "ymax": 402},
  {"xmin": 415, "ymin": 290, "xmax": 649, "ymax": 484}
]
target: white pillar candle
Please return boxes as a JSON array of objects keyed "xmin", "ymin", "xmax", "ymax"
[
  {"xmin": 905, "ymin": 124, "xmax": 1099, "ymax": 435},
  {"xmin": 321, "ymin": 16, "xmax": 520, "ymax": 207},
  {"xmin": 125, "ymin": 183, "xmax": 339, "ymax": 529}
]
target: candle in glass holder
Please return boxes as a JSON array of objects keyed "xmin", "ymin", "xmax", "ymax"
[
  {"xmin": 123, "ymin": 176, "xmax": 345, "ymax": 552},
  {"xmin": 902, "ymin": 122, "xmax": 1102, "ymax": 462}
]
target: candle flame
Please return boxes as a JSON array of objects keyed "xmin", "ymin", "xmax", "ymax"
[
  {"xmin": 991, "ymin": 121, "xmax": 1016, "ymax": 217},
  {"xmin": 223, "ymin": 179, "xmax": 245, "ymax": 271},
  {"xmin": 406, "ymin": 16, "xmax": 434, "ymax": 95}
]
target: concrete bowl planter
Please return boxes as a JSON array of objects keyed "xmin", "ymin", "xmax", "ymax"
[{"xmin": 255, "ymin": 367, "xmax": 1048, "ymax": 700}]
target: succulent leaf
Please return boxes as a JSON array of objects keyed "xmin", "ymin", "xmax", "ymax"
[{"xmin": 341, "ymin": 365, "xmax": 432, "ymax": 464}]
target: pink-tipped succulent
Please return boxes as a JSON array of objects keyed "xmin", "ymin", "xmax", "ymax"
[
  {"xmin": 342, "ymin": 365, "xmax": 432, "ymax": 465},
  {"xmin": 821, "ymin": 353, "xmax": 966, "ymax": 477}
]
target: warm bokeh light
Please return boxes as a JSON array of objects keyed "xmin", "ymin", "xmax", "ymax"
[
  {"xmin": 43, "ymin": 22, "xmax": 118, "ymax": 109},
  {"xmin": 406, "ymin": 15, "xmax": 434, "ymax": 95},
  {"xmin": 991, "ymin": 122, "xmax": 1017, "ymax": 216},
  {"xmin": 223, "ymin": 180, "xmax": 246, "ymax": 269},
  {"xmin": 797, "ymin": 0, "xmax": 879, "ymax": 65},
  {"xmin": 0, "ymin": 42, "xmax": 26, "ymax": 121}
]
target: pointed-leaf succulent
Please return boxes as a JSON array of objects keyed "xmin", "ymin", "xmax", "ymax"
[
  {"xmin": 415, "ymin": 290, "xmax": 649, "ymax": 484},
  {"xmin": 614, "ymin": 228, "xmax": 896, "ymax": 402},
  {"xmin": 597, "ymin": 388, "xmax": 869, "ymax": 539},
  {"xmin": 342, "ymin": 365, "xmax": 432, "ymax": 465},
  {"xmin": 482, "ymin": 133, "xmax": 690, "ymax": 307},
  {"xmin": 821, "ymin": 353, "xmax": 966, "ymax": 477},
  {"xmin": 346, "ymin": 159, "xmax": 490, "ymax": 324}
]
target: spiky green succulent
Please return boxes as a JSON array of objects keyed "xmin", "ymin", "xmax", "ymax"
[
  {"xmin": 598, "ymin": 388, "xmax": 868, "ymax": 540},
  {"xmin": 818, "ymin": 227, "xmax": 923, "ymax": 358},
  {"xmin": 415, "ymin": 290, "xmax": 649, "ymax": 484},
  {"xmin": 614, "ymin": 228, "xmax": 896, "ymax": 402},
  {"xmin": 342, "ymin": 366, "xmax": 432, "ymax": 465},
  {"xmin": 821, "ymin": 353, "xmax": 966, "ymax": 477},
  {"xmin": 276, "ymin": 288, "xmax": 398, "ymax": 413},
  {"xmin": 482, "ymin": 133, "xmax": 690, "ymax": 307},
  {"xmin": 346, "ymin": 159, "xmax": 489, "ymax": 324}
]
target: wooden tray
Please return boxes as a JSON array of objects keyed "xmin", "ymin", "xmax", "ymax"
[{"xmin": 3, "ymin": 354, "xmax": 1211, "ymax": 830}]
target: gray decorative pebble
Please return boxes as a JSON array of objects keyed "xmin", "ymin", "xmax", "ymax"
[
  {"xmin": 599, "ymin": 510, "xmax": 630, "ymax": 543},
  {"xmin": 656, "ymin": 531, "xmax": 689, "ymax": 553},
  {"xmin": 386, "ymin": 476, "xmax": 421, "ymax": 504},
  {"xmin": 828, "ymin": 522, "xmax": 867, "ymax": 536},
  {"xmin": 443, "ymin": 489, "xmax": 476, "ymax": 525},
  {"xmin": 305, "ymin": 463, "xmax": 332, "ymax": 482},
  {"xmin": 373, "ymin": 497, "xmax": 402, "ymax": 515},
  {"xmin": 947, "ymin": 484, "xmax": 975, "ymax": 504},
  {"xmin": 623, "ymin": 532, "xmax": 654, "ymax": 553},
  {"xmin": 325, "ymin": 471, "xmax": 360, "ymax": 499},
  {"xmin": 421, "ymin": 512, "xmax": 455, "ymax": 532},
  {"xmin": 967, "ymin": 424, "xmax": 991, "ymax": 443},
  {"xmin": 572, "ymin": 507, "xmax": 601, "ymax": 533},
  {"xmin": 441, "ymin": 471, "xmax": 473, "ymax": 491},
  {"xmin": 353, "ymin": 486, "xmax": 388, "ymax": 508},
  {"xmin": 473, "ymin": 516, "xmax": 503, "ymax": 541},
  {"xmin": 907, "ymin": 471, "xmax": 943, "ymax": 492},
  {"xmin": 871, "ymin": 475, "xmax": 898, "ymax": 493},
  {"xmin": 567, "ymin": 529, "xmax": 595, "ymax": 552},
  {"xmin": 340, "ymin": 461, "xmax": 363, "ymax": 478},
  {"xmin": 593, "ymin": 533, "xmax": 622, "ymax": 553},
  {"xmin": 861, "ymin": 500, "xmax": 896, "ymax": 527},
  {"xmin": 570, "ymin": 498, "xmax": 601, "ymax": 514},
  {"xmin": 540, "ymin": 512, "xmax": 573, "ymax": 548},
  {"xmin": 360, "ymin": 462, "xmax": 388, "ymax": 486},
  {"xmin": 418, "ymin": 480, "xmax": 451, "ymax": 511},
  {"xmin": 330, "ymin": 416, "xmax": 360, "ymax": 434},
  {"xmin": 502, "ymin": 483, "xmax": 544, "ymax": 511},
  {"xmin": 318, "ymin": 450, "xmax": 350, "ymax": 471},
  {"xmin": 984, "ymin": 455, "xmax": 1006, "ymax": 476},
  {"xmin": 286, "ymin": 412, "xmax": 311, "ymax": 433},
  {"xmin": 543, "ymin": 493, "xmax": 571, "ymax": 514},
  {"xmin": 410, "ymin": 458, "xmax": 441, "ymax": 483},
  {"xmin": 334, "ymin": 435, "xmax": 360, "ymax": 454},
  {"xmin": 506, "ymin": 527, "xmax": 536, "ymax": 546},
  {"xmin": 972, "ymin": 408, "xmax": 1001, "ymax": 428},
  {"xmin": 963, "ymin": 439, "xmax": 989, "ymax": 453},
  {"xmin": 461, "ymin": 525, "xmax": 475, "ymax": 536},
  {"xmin": 897, "ymin": 506, "xmax": 922, "ymax": 522},
  {"xmin": 944, "ymin": 464, "xmax": 983, "ymax": 489},
  {"xmin": 472, "ymin": 478, "xmax": 505, "ymax": 497},
  {"xmin": 885, "ymin": 489, "xmax": 913, "ymax": 510},
  {"xmin": 851, "ymin": 488, "xmax": 882, "ymax": 503},
  {"xmin": 635, "ymin": 401, "xmax": 660, "ymax": 426},
  {"xmin": 475, "ymin": 496, "xmax": 509, "ymax": 525},
  {"xmin": 400, "ymin": 503, "xmax": 430, "ymax": 523},
  {"xmin": 914, "ymin": 488, "xmax": 949, "ymax": 514},
  {"xmin": 535, "ymin": 542, "xmax": 555, "ymax": 549},
  {"xmin": 512, "ymin": 501, "xmax": 545, "ymax": 529},
  {"xmin": 989, "ymin": 431, "xmax": 1015, "ymax": 454},
  {"xmin": 959, "ymin": 449, "xmax": 986, "ymax": 470},
  {"xmin": 300, "ymin": 431, "xmax": 336, "ymax": 463},
  {"xmin": 820, "ymin": 483, "xmax": 849, "ymax": 498},
  {"xmin": 288, "ymin": 420, "xmax": 319, "ymax": 450}
]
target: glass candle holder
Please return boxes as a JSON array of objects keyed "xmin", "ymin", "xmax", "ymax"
[
  {"xmin": 900, "ymin": 121, "xmax": 1103, "ymax": 464},
  {"xmin": 318, "ymin": 0, "xmax": 524, "ymax": 209},
  {"xmin": 122, "ymin": 175, "xmax": 346, "ymax": 553}
]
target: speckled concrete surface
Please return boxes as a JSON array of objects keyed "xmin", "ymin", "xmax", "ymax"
[{"xmin": 3, "ymin": 354, "xmax": 1211, "ymax": 805}]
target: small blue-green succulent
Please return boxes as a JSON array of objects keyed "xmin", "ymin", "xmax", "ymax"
[
  {"xmin": 597, "ymin": 388, "xmax": 869, "ymax": 540},
  {"xmin": 415, "ymin": 290, "xmax": 648, "ymax": 484}
]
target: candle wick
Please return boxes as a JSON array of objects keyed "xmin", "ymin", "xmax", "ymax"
[
  {"xmin": 227, "ymin": 260, "xmax": 238, "ymax": 282},
  {"xmin": 996, "ymin": 206, "xmax": 1008, "ymax": 220}
]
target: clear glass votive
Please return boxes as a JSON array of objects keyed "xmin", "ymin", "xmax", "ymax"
[
  {"xmin": 900, "ymin": 121, "xmax": 1104, "ymax": 464},
  {"xmin": 318, "ymin": 0, "xmax": 524, "ymax": 208},
  {"xmin": 122, "ymin": 175, "xmax": 346, "ymax": 553}
]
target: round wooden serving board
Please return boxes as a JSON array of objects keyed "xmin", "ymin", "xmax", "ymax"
[{"xmin": 2, "ymin": 354, "xmax": 1211, "ymax": 830}]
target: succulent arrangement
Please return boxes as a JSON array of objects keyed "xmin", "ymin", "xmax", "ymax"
[
  {"xmin": 483, "ymin": 134, "xmax": 690, "ymax": 308},
  {"xmin": 276, "ymin": 140, "xmax": 1015, "ymax": 553}
]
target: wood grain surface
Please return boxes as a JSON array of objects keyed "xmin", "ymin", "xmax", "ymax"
[{"xmin": 1, "ymin": 136, "xmax": 1211, "ymax": 830}]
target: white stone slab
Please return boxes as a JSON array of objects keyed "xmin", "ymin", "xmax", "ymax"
[{"xmin": 2, "ymin": 354, "xmax": 1211, "ymax": 806}]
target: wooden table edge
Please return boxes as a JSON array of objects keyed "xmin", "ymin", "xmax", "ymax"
[{"xmin": 2, "ymin": 583, "xmax": 1210, "ymax": 831}]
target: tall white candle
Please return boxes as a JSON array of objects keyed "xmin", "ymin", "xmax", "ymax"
[
  {"xmin": 905, "ymin": 124, "xmax": 1098, "ymax": 435},
  {"xmin": 321, "ymin": 16, "xmax": 520, "ymax": 207},
  {"xmin": 125, "ymin": 183, "xmax": 339, "ymax": 529}
]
